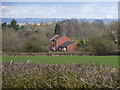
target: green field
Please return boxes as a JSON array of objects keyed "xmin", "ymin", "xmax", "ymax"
[{"xmin": 2, "ymin": 56, "xmax": 118, "ymax": 67}]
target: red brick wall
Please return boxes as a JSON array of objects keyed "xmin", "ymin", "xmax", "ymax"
[
  {"xmin": 48, "ymin": 43, "xmax": 53, "ymax": 50},
  {"xmin": 48, "ymin": 35, "xmax": 78, "ymax": 51},
  {"xmin": 56, "ymin": 36, "xmax": 71, "ymax": 48}
]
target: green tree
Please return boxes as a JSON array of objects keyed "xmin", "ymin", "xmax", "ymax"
[
  {"xmin": 2, "ymin": 23, "xmax": 8, "ymax": 29},
  {"xmin": 9, "ymin": 19, "xmax": 19, "ymax": 31},
  {"xmin": 54, "ymin": 23, "xmax": 61, "ymax": 34}
]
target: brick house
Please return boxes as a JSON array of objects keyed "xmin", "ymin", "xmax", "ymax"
[{"xmin": 48, "ymin": 35, "xmax": 77, "ymax": 51}]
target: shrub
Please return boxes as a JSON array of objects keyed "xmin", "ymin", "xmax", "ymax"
[
  {"xmin": 24, "ymin": 41, "xmax": 41, "ymax": 52},
  {"xmin": 77, "ymin": 40, "xmax": 88, "ymax": 47},
  {"xmin": 87, "ymin": 36, "xmax": 117, "ymax": 55},
  {"xmin": 2, "ymin": 27, "xmax": 25, "ymax": 52},
  {"xmin": 2, "ymin": 61, "xmax": 119, "ymax": 89},
  {"xmin": 24, "ymin": 33, "xmax": 49, "ymax": 52}
]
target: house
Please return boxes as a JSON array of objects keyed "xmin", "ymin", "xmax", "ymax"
[
  {"xmin": 58, "ymin": 41, "xmax": 76, "ymax": 51},
  {"xmin": 48, "ymin": 34, "xmax": 77, "ymax": 51}
]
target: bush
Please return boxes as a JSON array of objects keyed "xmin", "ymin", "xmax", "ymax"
[
  {"xmin": 2, "ymin": 61, "xmax": 119, "ymax": 89},
  {"xmin": 2, "ymin": 27, "xmax": 25, "ymax": 52},
  {"xmin": 24, "ymin": 41, "xmax": 42, "ymax": 52},
  {"xmin": 24, "ymin": 33, "xmax": 49, "ymax": 52},
  {"xmin": 77, "ymin": 40, "xmax": 87, "ymax": 47},
  {"xmin": 87, "ymin": 36, "xmax": 117, "ymax": 55}
]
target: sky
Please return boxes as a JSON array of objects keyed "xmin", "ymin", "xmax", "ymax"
[
  {"xmin": 1, "ymin": 2, "xmax": 118, "ymax": 19},
  {"xmin": 2, "ymin": 0, "xmax": 120, "ymax": 2}
]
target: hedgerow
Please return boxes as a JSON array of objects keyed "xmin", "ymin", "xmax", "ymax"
[{"xmin": 2, "ymin": 61, "xmax": 120, "ymax": 89}]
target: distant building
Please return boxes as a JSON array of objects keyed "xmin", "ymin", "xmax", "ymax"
[{"xmin": 48, "ymin": 35, "xmax": 77, "ymax": 52}]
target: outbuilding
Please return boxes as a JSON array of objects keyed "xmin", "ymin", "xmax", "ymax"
[
  {"xmin": 58, "ymin": 41, "xmax": 76, "ymax": 52},
  {"xmin": 48, "ymin": 34, "xmax": 77, "ymax": 52}
]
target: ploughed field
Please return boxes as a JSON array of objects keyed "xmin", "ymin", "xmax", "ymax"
[{"xmin": 2, "ymin": 56, "xmax": 118, "ymax": 67}]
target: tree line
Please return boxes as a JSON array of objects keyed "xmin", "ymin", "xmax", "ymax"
[
  {"xmin": 54, "ymin": 19, "xmax": 119, "ymax": 55},
  {"xmin": 1, "ymin": 19, "xmax": 119, "ymax": 55}
]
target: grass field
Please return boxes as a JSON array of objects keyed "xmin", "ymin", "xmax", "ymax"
[{"xmin": 2, "ymin": 56, "xmax": 118, "ymax": 67}]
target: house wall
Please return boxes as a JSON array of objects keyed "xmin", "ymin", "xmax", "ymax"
[
  {"xmin": 48, "ymin": 35, "xmax": 78, "ymax": 51},
  {"xmin": 48, "ymin": 42, "xmax": 57, "ymax": 51},
  {"xmin": 56, "ymin": 36, "xmax": 71, "ymax": 49},
  {"xmin": 48, "ymin": 43, "xmax": 53, "ymax": 50}
]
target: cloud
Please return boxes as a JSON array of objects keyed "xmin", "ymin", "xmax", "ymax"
[
  {"xmin": 101, "ymin": 4, "xmax": 118, "ymax": 18},
  {"xmin": 1, "ymin": 4, "xmax": 63, "ymax": 18},
  {"xmin": 0, "ymin": 6, "xmax": 8, "ymax": 8},
  {"xmin": 1, "ymin": 2, "xmax": 118, "ymax": 18},
  {"xmin": 2, "ymin": 0, "xmax": 120, "ymax": 2}
]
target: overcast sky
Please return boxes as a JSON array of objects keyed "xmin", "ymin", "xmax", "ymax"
[
  {"xmin": 1, "ymin": 2, "xmax": 118, "ymax": 18},
  {"xmin": 2, "ymin": 0, "xmax": 120, "ymax": 2}
]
